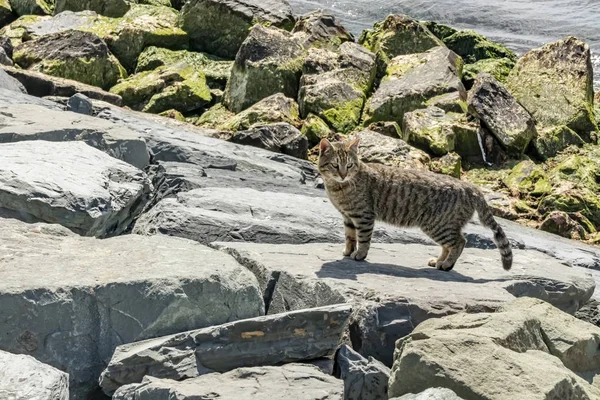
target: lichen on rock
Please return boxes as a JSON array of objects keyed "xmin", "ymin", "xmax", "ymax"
[
  {"xmin": 222, "ymin": 93, "xmax": 300, "ymax": 131},
  {"xmin": 442, "ymin": 30, "xmax": 517, "ymax": 63}
]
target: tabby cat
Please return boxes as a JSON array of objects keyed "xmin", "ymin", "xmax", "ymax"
[{"xmin": 318, "ymin": 137, "xmax": 512, "ymax": 271}]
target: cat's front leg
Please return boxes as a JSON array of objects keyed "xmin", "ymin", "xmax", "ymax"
[
  {"xmin": 343, "ymin": 216, "xmax": 356, "ymax": 256},
  {"xmin": 350, "ymin": 216, "xmax": 374, "ymax": 261}
]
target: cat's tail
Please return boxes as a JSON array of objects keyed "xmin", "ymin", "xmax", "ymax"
[{"xmin": 475, "ymin": 196, "xmax": 513, "ymax": 270}]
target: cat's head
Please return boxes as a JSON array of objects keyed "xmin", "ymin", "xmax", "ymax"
[{"xmin": 318, "ymin": 137, "xmax": 360, "ymax": 183}]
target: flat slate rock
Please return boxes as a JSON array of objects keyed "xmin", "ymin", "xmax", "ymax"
[
  {"xmin": 0, "ymin": 350, "xmax": 69, "ymax": 400},
  {"xmin": 100, "ymin": 303, "xmax": 352, "ymax": 394},
  {"xmin": 0, "ymin": 216, "xmax": 263, "ymax": 399},
  {"xmin": 113, "ymin": 364, "xmax": 343, "ymax": 400},
  {"xmin": 216, "ymin": 242, "xmax": 594, "ymax": 365},
  {"xmin": 0, "ymin": 140, "xmax": 150, "ymax": 237}
]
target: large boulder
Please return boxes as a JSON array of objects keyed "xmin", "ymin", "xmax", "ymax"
[
  {"xmin": 506, "ymin": 37, "xmax": 596, "ymax": 138},
  {"xmin": 109, "ymin": 61, "xmax": 211, "ymax": 114},
  {"xmin": 467, "ymin": 72, "xmax": 536, "ymax": 154},
  {"xmin": 363, "ymin": 46, "xmax": 466, "ymax": 127},
  {"xmin": 9, "ymin": 0, "xmax": 51, "ymax": 16},
  {"xmin": 54, "ymin": 0, "xmax": 131, "ymax": 17},
  {"xmin": 442, "ymin": 30, "xmax": 516, "ymax": 64},
  {"xmin": 0, "ymin": 14, "xmax": 50, "ymax": 46},
  {"xmin": 0, "ymin": 67, "xmax": 25, "ymax": 93},
  {"xmin": 292, "ymin": 9, "xmax": 354, "ymax": 49},
  {"xmin": 224, "ymin": 25, "xmax": 304, "ymax": 113},
  {"xmin": 222, "ymin": 92, "xmax": 301, "ymax": 131},
  {"xmin": 359, "ymin": 14, "xmax": 444, "ymax": 76},
  {"xmin": 113, "ymin": 364, "xmax": 343, "ymax": 400},
  {"xmin": 335, "ymin": 344, "xmax": 390, "ymax": 400},
  {"xmin": 216, "ymin": 242, "xmax": 594, "ymax": 366},
  {"xmin": 533, "ymin": 125, "xmax": 585, "ymax": 160},
  {"xmin": 230, "ymin": 123, "xmax": 308, "ymax": 159},
  {"xmin": 99, "ymin": 304, "xmax": 351, "ymax": 394},
  {"xmin": 402, "ymin": 106, "xmax": 481, "ymax": 158},
  {"xmin": 388, "ymin": 298, "xmax": 600, "ymax": 399},
  {"xmin": 0, "ymin": 141, "xmax": 150, "ymax": 236},
  {"xmin": 0, "ymin": 350, "xmax": 69, "ymax": 400},
  {"xmin": 0, "ymin": 216, "xmax": 263, "ymax": 398},
  {"xmin": 13, "ymin": 30, "xmax": 125, "ymax": 90},
  {"xmin": 355, "ymin": 129, "xmax": 430, "ymax": 169},
  {"xmin": 299, "ymin": 42, "xmax": 376, "ymax": 133},
  {"xmin": 179, "ymin": 0, "xmax": 295, "ymax": 59},
  {"xmin": 463, "ymin": 57, "xmax": 514, "ymax": 89}
]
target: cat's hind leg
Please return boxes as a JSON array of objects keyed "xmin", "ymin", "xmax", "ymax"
[
  {"xmin": 428, "ymin": 246, "xmax": 449, "ymax": 267},
  {"xmin": 438, "ymin": 235, "xmax": 466, "ymax": 271},
  {"xmin": 424, "ymin": 225, "xmax": 466, "ymax": 271}
]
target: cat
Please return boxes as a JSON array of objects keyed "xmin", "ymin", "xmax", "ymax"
[{"xmin": 318, "ymin": 137, "xmax": 512, "ymax": 271}]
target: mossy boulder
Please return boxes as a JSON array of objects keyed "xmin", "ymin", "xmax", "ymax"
[
  {"xmin": 292, "ymin": 9, "xmax": 354, "ymax": 49},
  {"xmin": 14, "ymin": 30, "xmax": 125, "ymax": 89},
  {"xmin": 442, "ymin": 30, "xmax": 516, "ymax": 63},
  {"xmin": 193, "ymin": 103, "xmax": 234, "ymax": 128},
  {"xmin": 54, "ymin": 0, "xmax": 130, "ymax": 17},
  {"xmin": 9, "ymin": 0, "xmax": 52, "ymax": 16},
  {"xmin": 402, "ymin": 106, "xmax": 480, "ymax": 157},
  {"xmin": 424, "ymin": 91, "xmax": 466, "ymax": 113},
  {"xmin": 467, "ymin": 73, "xmax": 536, "ymax": 154},
  {"xmin": 136, "ymin": 46, "xmax": 232, "ymax": 89},
  {"xmin": 355, "ymin": 128, "xmax": 430, "ymax": 169},
  {"xmin": 503, "ymin": 160, "xmax": 552, "ymax": 197},
  {"xmin": 359, "ymin": 14, "xmax": 444, "ymax": 77},
  {"xmin": 463, "ymin": 57, "xmax": 515, "ymax": 89},
  {"xmin": 222, "ymin": 93, "xmax": 300, "ymax": 131},
  {"xmin": 109, "ymin": 61, "xmax": 211, "ymax": 114},
  {"xmin": 540, "ymin": 211, "xmax": 587, "ymax": 240},
  {"xmin": 432, "ymin": 152, "xmax": 462, "ymax": 178},
  {"xmin": 301, "ymin": 113, "xmax": 332, "ymax": 147},
  {"xmin": 179, "ymin": 0, "xmax": 295, "ymax": 59},
  {"xmin": 299, "ymin": 42, "xmax": 376, "ymax": 133},
  {"xmin": 0, "ymin": 0, "xmax": 15, "ymax": 27},
  {"xmin": 0, "ymin": 15, "xmax": 50, "ymax": 46},
  {"xmin": 422, "ymin": 21, "xmax": 457, "ymax": 41},
  {"xmin": 506, "ymin": 37, "xmax": 597, "ymax": 139},
  {"xmin": 533, "ymin": 126, "xmax": 585, "ymax": 160},
  {"xmin": 363, "ymin": 46, "xmax": 466, "ymax": 128},
  {"xmin": 224, "ymin": 25, "xmax": 304, "ymax": 113},
  {"xmin": 159, "ymin": 109, "xmax": 185, "ymax": 121}
]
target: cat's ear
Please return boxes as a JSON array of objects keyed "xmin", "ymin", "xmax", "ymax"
[
  {"xmin": 347, "ymin": 137, "xmax": 359, "ymax": 153},
  {"xmin": 319, "ymin": 138, "xmax": 332, "ymax": 154}
]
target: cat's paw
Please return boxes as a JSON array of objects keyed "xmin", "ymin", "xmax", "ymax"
[
  {"xmin": 428, "ymin": 258, "xmax": 438, "ymax": 267},
  {"xmin": 437, "ymin": 261, "xmax": 456, "ymax": 272},
  {"xmin": 351, "ymin": 249, "xmax": 368, "ymax": 261},
  {"xmin": 343, "ymin": 249, "xmax": 353, "ymax": 257}
]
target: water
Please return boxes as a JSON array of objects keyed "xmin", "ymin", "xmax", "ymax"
[{"xmin": 288, "ymin": 0, "xmax": 600, "ymax": 88}]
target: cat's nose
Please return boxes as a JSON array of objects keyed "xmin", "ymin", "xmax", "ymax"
[{"xmin": 339, "ymin": 171, "xmax": 347, "ymax": 179}]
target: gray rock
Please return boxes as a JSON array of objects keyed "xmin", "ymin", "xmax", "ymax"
[
  {"xmin": 66, "ymin": 93, "xmax": 93, "ymax": 115},
  {"xmin": 224, "ymin": 25, "xmax": 304, "ymax": 113},
  {"xmin": 180, "ymin": 0, "xmax": 295, "ymax": 59},
  {"xmin": 0, "ymin": 103, "xmax": 150, "ymax": 169},
  {"xmin": 113, "ymin": 364, "xmax": 343, "ymax": 400},
  {"xmin": 1, "ymin": 66, "xmax": 123, "ymax": 105},
  {"xmin": 334, "ymin": 345, "xmax": 390, "ymax": 400},
  {"xmin": 100, "ymin": 303, "xmax": 352, "ymax": 394},
  {"xmin": 216, "ymin": 242, "xmax": 595, "ymax": 366},
  {"xmin": 0, "ymin": 216, "xmax": 263, "ymax": 399},
  {"xmin": 0, "ymin": 141, "xmax": 150, "ymax": 236},
  {"xmin": 363, "ymin": 47, "xmax": 466, "ymax": 127},
  {"xmin": 230, "ymin": 123, "xmax": 308, "ymax": 159},
  {"xmin": 468, "ymin": 72, "xmax": 536, "ymax": 154},
  {"xmin": 0, "ymin": 36, "xmax": 13, "ymax": 58},
  {"xmin": 54, "ymin": 0, "xmax": 131, "ymax": 17},
  {"xmin": 292, "ymin": 9, "xmax": 354, "ymax": 49},
  {"xmin": 0, "ymin": 67, "xmax": 25, "ymax": 93},
  {"xmin": 355, "ymin": 129, "xmax": 430, "ymax": 169},
  {"xmin": 0, "ymin": 47, "xmax": 12, "ymax": 66},
  {"xmin": 391, "ymin": 388, "xmax": 465, "ymax": 400},
  {"xmin": 0, "ymin": 350, "xmax": 69, "ymax": 400}
]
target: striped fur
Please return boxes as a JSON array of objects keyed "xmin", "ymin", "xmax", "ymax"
[{"xmin": 318, "ymin": 138, "xmax": 512, "ymax": 271}]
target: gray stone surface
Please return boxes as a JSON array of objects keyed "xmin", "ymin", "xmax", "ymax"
[
  {"xmin": 230, "ymin": 123, "xmax": 309, "ymax": 159},
  {"xmin": 113, "ymin": 364, "xmax": 343, "ymax": 400},
  {"xmin": 100, "ymin": 304, "xmax": 352, "ymax": 394},
  {"xmin": 0, "ymin": 67, "xmax": 25, "ymax": 93},
  {"xmin": 0, "ymin": 47, "xmax": 13, "ymax": 66},
  {"xmin": 0, "ymin": 216, "xmax": 263, "ymax": 399},
  {"xmin": 391, "ymin": 388, "xmax": 464, "ymax": 400},
  {"xmin": 292, "ymin": 9, "xmax": 354, "ymax": 49},
  {"xmin": 0, "ymin": 141, "xmax": 150, "ymax": 237},
  {"xmin": 216, "ymin": 242, "xmax": 594, "ymax": 366},
  {"xmin": 66, "ymin": 93, "xmax": 93, "ymax": 115},
  {"xmin": 0, "ymin": 350, "xmax": 69, "ymax": 400},
  {"xmin": 335, "ymin": 345, "xmax": 390, "ymax": 400}
]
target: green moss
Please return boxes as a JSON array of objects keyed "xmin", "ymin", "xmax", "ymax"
[
  {"xmin": 193, "ymin": 103, "xmax": 234, "ymax": 128},
  {"xmin": 139, "ymin": 0, "xmax": 171, "ymax": 7},
  {"xmin": 422, "ymin": 21, "xmax": 458, "ymax": 41},
  {"xmin": 533, "ymin": 126, "xmax": 584, "ymax": 160},
  {"xmin": 0, "ymin": 15, "xmax": 50, "ymax": 46},
  {"xmin": 301, "ymin": 114, "xmax": 332, "ymax": 146},
  {"xmin": 463, "ymin": 57, "xmax": 515, "ymax": 89},
  {"xmin": 433, "ymin": 152, "xmax": 461, "ymax": 178},
  {"xmin": 223, "ymin": 95, "xmax": 300, "ymax": 131},
  {"xmin": 443, "ymin": 30, "xmax": 516, "ymax": 63},
  {"xmin": 320, "ymin": 97, "xmax": 364, "ymax": 134},
  {"xmin": 503, "ymin": 160, "xmax": 552, "ymax": 197},
  {"xmin": 159, "ymin": 109, "xmax": 185, "ymax": 121}
]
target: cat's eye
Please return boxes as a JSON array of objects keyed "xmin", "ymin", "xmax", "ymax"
[
  {"xmin": 347, "ymin": 163, "xmax": 354, "ymax": 168},
  {"xmin": 331, "ymin": 163, "xmax": 339, "ymax": 168}
]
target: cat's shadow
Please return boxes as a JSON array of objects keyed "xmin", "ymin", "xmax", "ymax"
[{"xmin": 317, "ymin": 258, "xmax": 511, "ymax": 284}]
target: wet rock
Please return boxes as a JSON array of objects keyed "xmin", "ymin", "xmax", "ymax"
[
  {"xmin": 13, "ymin": 30, "xmax": 125, "ymax": 90},
  {"xmin": 2, "ymin": 65, "xmax": 123, "ymax": 104},
  {"xmin": 0, "ymin": 216, "xmax": 263, "ymax": 399},
  {"xmin": 468, "ymin": 73, "xmax": 536, "ymax": 154},
  {"xmin": 179, "ymin": 0, "xmax": 295, "ymax": 59},
  {"xmin": 442, "ymin": 30, "xmax": 516, "ymax": 63},
  {"xmin": 112, "ymin": 364, "xmax": 343, "ymax": 400},
  {"xmin": 0, "ymin": 350, "xmax": 69, "ymax": 400},
  {"xmin": 334, "ymin": 344, "xmax": 390, "ymax": 400},
  {"xmin": 363, "ymin": 47, "xmax": 466, "ymax": 127},
  {"xmin": 230, "ymin": 122, "xmax": 308, "ymax": 159},
  {"xmin": 299, "ymin": 42, "xmax": 376, "ymax": 133},
  {"xmin": 506, "ymin": 37, "xmax": 596, "ymax": 138},
  {"xmin": 292, "ymin": 9, "xmax": 354, "ymax": 49},
  {"xmin": 109, "ymin": 61, "xmax": 211, "ymax": 114},
  {"xmin": 66, "ymin": 92, "xmax": 93, "ymax": 115},
  {"xmin": 224, "ymin": 25, "xmax": 304, "ymax": 113},
  {"xmin": 388, "ymin": 298, "xmax": 600, "ymax": 399},
  {"xmin": 0, "ymin": 141, "xmax": 150, "ymax": 236},
  {"xmin": 100, "ymin": 304, "xmax": 352, "ymax": 394}
]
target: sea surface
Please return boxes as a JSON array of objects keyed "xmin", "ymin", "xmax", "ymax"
[{"xmin": 288, "ymin": 0, "xmax": 600, "ymax": 88}]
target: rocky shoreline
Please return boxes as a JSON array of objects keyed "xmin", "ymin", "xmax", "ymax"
[{"xmin": 1, "ymin": 0, "xmax": 600, "ymax": 399}]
